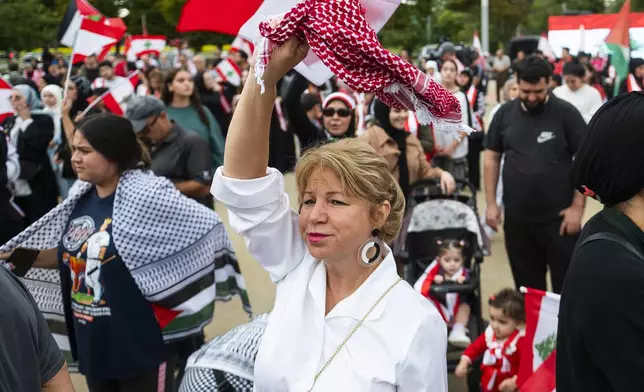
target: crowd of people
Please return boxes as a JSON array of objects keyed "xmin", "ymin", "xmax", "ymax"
[{"xmin": 1, "ymin": 20, "xmax": 644, "ymax": 392}]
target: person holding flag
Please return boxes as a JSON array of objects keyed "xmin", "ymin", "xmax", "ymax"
[{"xmin": 558, "ymin": 90, "xmax": 644, "ymax": 390}]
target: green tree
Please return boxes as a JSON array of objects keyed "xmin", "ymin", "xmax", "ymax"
[
  {"xmin": 0, "ymin": 0, "xmax": 61, "ymax": 51},
  {"xmin": 379, "ymin": 1, "xmax": 435, "ymax": 51}
]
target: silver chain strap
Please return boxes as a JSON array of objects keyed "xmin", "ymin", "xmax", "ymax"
[{"xmin": 308, "ymin": 277, "xmax": 403, "ymax": 391}]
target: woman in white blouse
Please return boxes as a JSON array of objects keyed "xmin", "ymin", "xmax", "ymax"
[{"xmin": 211, "ymin": 38, "xmax": 447, "ymax": 391}]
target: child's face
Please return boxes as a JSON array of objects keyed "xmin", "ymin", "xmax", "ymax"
[
  {"xmin": 438, "ymin": 248, "xmax": 464, "ymax": 276},
  {"xmin": 489, "ymin": 306, "xmax": 519, "ymax": 340}
]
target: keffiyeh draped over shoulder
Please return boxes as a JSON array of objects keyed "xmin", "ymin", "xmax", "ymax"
[
  {"xmin": 255, "ymin": 0, "xmax": 474, "ymax": 140},
  {"xmin": 1, "ymin": 170, "xmax": 251, "ymax": 368}
]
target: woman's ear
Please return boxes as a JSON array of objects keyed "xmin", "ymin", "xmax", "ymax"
[{"xmin": 375, "ymin": 200, "xmax": 391, "ymax": 228}]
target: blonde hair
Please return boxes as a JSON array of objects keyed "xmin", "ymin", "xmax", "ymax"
[
  {"xmin": 503, "ymin": 78, "xmax": 518, "ymax": 98},
  {"xmin": 296, "ymin": 139, "xmax": 406, "ymax": 244}
]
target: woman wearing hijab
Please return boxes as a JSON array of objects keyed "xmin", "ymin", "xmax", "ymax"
[
  {"xmin": 360, "ymin": 99, "xmax": 455, "ymax": 198},
  {"xmin": 41, "ymin": 84, "xmax": 67, "ymax": 198},
  {"xmin": 359, "ymin": 100, "xmax": 456, "ymax": 275},
  {"xmin": 1, "ymin": 85, "xmax": 58, "ymax": 224},
  {"xmin": 557, "ymin": 92, "xmax": 644, "ymax": 391}
]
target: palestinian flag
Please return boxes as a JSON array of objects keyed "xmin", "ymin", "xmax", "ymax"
[
  {"xmin": 71, "ymin": 18, "xmax": 126, "ymax": 65},
  {"xmin": 517, "ymin": 287, "xmax": 560, "ymax": 392},
  {"xmin": 606, "ymin": 0, "xmax": 631, "ymax": 97},
  {"xmin": 0, "ymin": 79, "xmax": 13, "ymax": 123},
  {"xmin": 215, "ymin": 58, "xmax": 242, "ymax": 87},
  {"xmin": 100, "ymin": 72, "xmax": 140, "ymax": 116},
  {"xmin": 58, "ymin": 0, "xmax": 104, "ymax": 47}
]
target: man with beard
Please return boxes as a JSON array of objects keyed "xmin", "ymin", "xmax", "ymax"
[{"xmin": 483, "ymin": 56, "xmax": 587, "ymax": 293}]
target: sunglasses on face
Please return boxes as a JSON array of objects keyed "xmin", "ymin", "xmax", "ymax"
[{"xmin": 322, "ymin": 108, "xmax": 352, "ymax": 117}]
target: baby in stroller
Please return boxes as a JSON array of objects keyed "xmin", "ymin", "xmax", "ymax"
[{"xmin": 414, "ymin": 238, "xmax": 473, "ymax": 347}]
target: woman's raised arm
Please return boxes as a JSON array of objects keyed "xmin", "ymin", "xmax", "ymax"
[{"xmin": 223, "ymin": 37, "xmax": 309, "ymax": 180}]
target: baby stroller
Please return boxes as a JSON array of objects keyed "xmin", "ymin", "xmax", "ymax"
[{"xmin": 399, "ymin": 178, "xmax": 487, "ymax": 392}]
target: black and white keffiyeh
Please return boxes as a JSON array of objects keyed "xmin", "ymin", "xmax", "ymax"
[
  {"xmin": 180, "ymin": 314, "xmax": 269, "ymax": 392},
  {"xmin": 1, "ymin": 170, "xmax": 252, "ymax": 367}
]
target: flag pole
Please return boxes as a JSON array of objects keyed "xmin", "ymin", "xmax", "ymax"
[
  {"xmin": 80, "ymin": 70, "xmax": 139, "ymax": 116},
  {"xmin": 63, "ymin": 28, "xmax": 80, "ymax": 100},
  {"xmin": 80, "ymin": 89, "xmax": 111, "ymax": 116}
]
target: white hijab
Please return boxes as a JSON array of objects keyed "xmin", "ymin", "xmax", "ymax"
[{"xmin": 40, "ymin": 84, "xmax": 63, "ymax": 143}]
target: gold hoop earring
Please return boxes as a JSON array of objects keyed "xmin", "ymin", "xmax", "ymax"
[{"xmin": 358, "ymin": 229, "xmax": 385, "ymax": 267}]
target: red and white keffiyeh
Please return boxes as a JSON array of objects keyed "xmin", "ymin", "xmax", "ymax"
[{"xmin": 254, "ymin": 0, "xmax": 474, "ymax": 139}]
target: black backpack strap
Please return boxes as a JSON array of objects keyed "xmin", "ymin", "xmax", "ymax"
[{"xmin": 575, "ymin": 232, "xmax": 644, "ymax": 260}]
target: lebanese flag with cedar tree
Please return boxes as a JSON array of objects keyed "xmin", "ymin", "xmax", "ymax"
[
  {"xmin": 0, "ymin": 79, "xmax": 13, "ymax": 123},
  {"xmin": 71, "ymin": 17, "xmax": 126, "ymax": 65},
  {"xmin": 215, "ymin": 58, "xmax": 242, "ymax": 86},
  {"xmin": 102, "ymin": 72, "xmax": 140, "ymax": 116},
  {"xmin": 517, "ymin": 287, "xmax": 560, "ymax": 392},
  {"xmin": 124, "ymin": 35, "xmax": 167, "ymax": 61}
]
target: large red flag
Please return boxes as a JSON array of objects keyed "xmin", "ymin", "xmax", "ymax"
[{"xmin": 177, "ymin": 0, "xmax": 263, "ymax": 35}]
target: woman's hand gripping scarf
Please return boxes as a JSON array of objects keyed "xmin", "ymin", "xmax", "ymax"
[{"xmin": 254, "ymin": 0, "xmax": 475, "ymax": 140}]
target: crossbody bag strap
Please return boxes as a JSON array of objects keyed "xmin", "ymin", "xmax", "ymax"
[{"xmin": 574, "ymin": 232, "xmax": 644, "ymax": 260}]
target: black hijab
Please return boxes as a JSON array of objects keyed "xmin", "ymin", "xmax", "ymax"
[{"xmin": 372, "ymin": 99, "xmax": 411, "ymax": 196}]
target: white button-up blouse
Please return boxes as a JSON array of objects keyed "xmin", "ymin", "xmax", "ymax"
[{"xmin": 212, "ymin": 167, "xmax": 448, "ymax": 392}]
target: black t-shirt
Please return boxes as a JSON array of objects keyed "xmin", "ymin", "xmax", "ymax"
[
  {"xmin": 57, "ymin": 189, "xmax": 166, "ymax": 381},
  {"xmin": 485, "ymin": 97, "xmax": 586, "ymax": 222},
  {"xmin": 557, "ymin": 207, "xmax": 644, "ymax": 391},
  {"xmin": 149, "ymin": 124, "xmax": 213, "ymax": 207},
  {"xmin": 0, "ymin": 266, "xmax": 65, "ymax": 391}
]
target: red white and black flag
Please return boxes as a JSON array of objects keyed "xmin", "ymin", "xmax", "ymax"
[{"xmin": 58, "ymin": 0, "xmax": 104, "ymax": 47}]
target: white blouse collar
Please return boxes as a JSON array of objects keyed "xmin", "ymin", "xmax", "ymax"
[{"xmin": 307, "ymin": 249, "xmax": 400, "ymax": 321}]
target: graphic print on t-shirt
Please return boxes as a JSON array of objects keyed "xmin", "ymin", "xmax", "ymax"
[{"xmin": 61, "ymin": 217, "xmax": 114, "ymax": 323}]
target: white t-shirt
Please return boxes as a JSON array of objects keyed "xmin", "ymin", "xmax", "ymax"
[
  {"xmin": 211, "ymin": 168, "xmax": 448, "ymax": 392},
  {"xmin": 552, "ymin": 84, "xmax": 604, "ymax": 124},
  {"xmin": 432, "ymin": 90, "xmax": 470, "ymax": 159}
]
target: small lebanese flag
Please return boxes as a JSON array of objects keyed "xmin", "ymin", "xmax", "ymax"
[
  {"xmin": 517, "ymin": 287, "xmax": 560, "ymax": 392},
  {"xmin": 215, "ymin": 58, "xmax": 242, "ymax": 87},
  {"xmin": 125, "ymin": 35, "xmax": 166, "ymax": 62},
  {"xmin": 0, "ymin": 79, "xmax": 13, "ymax": 123},
  {"xmin": 102, "ymin": 72, "xmax": 140, "ymax": 116},
  {"xmin": 230, "ymin": 35, "xmax": 255, "ymax": 58},
  {"xmin": 71, "ymin": 17, "xmax": 126, "ymax": 65}
]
